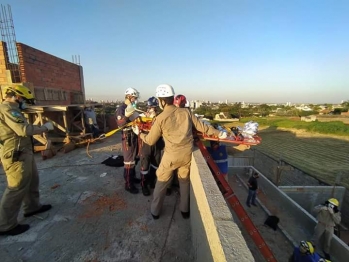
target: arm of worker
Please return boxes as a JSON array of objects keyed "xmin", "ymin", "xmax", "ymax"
[
  {"xmin": 139, "ymin": 118, "xmax": 162, "ymax": 146},
  {"xmin": 2, "ymin": 108, "xmax": 48, "ymax": 136},
  {"xmin": 313, "ymin": 205, "xmax": 327, "ymax": 213},
  {"xmin": 190, "ymin": 112, "xmax": 221, "ymax": 137},
  {"xmin": 331, "ymin": 211, "xmax": 341, "ymax": 225}
]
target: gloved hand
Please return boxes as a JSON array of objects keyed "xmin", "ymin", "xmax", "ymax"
[
  {"xmin": 43, "ymin": 122, "xmax": 54, "ymax": 131},
  {"xmin": 125, "ymin": 104, "xmax": 136, "ymax": 117},
  {"xmin": 327, "ymin": 206, "xmax": 334, "ymax": 214},
  {"xmin": 132, "ymin": 125, "xmax": 140, "ymax": 135},
  {"xmin": 218, "ymin": 131, "xmax": 227, "ymax": 139}
]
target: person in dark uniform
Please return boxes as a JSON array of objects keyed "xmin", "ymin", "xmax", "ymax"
[
  {"xmin": 115, "ymin": 87, "xmax": 141, "ymax": 194},
  {"xmin": 138, "ymin": 97, "xmax": 164, "ymax": 196}
]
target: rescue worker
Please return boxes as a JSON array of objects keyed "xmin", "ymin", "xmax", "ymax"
[
  {"xmin": 134, "ymin": 84, "xmax": 227, "ymax": 219},
  {"xmin": 311, "ymin": 198, "xmax": 341, "ymax": 260},
  {"xmin": 173, "ymin": 94, "xmax": 187, "ymax": 108},
  {"xmin": 0, "ymin": 85, "xmax": 53, "ymax": 236},
  {"xmin": 139, "ymin": 96, "xmax": 164, "ymax": 196},
  {"xmin": 289, "ymin": 240, "xmax": 322, "ymax": 262},
  {"xmin": 115, "ymin": 88, "xmax": 141, "ymax": 194},
  {"xmin": 166, "ymin": 94, "xmax": 189, "ymax": 196},
  {"xmin": 207, "ymin": 140, "xmax": 228, "ymax": 180}
]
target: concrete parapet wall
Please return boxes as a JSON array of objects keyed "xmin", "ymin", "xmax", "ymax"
[{"xmin": 190, "ymin": 149, "xmax": 254, "ymax": 262}]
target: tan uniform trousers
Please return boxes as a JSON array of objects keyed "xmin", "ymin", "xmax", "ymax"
[
  {"xmin": 0, "ymin": 151, "xmax": 41, "ymax": 231},
  {"xmin": 311, "ymin": 222, "xmax": 334, "ymax": 254},
  {"xmin": 151, "ymin": 151, "xmax": 191, "ymax": 216}
]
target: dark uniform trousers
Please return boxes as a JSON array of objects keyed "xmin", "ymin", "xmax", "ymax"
[
  {"xmin": 121, "ymin": 129, "xmax": 138, "ymax": 188},
  {"xmin": 139, "ymin": 138, "xmax": 164, "ymax": 188}
]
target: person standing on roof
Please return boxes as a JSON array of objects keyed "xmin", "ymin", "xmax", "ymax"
[
  {"xmin": 138, "ymin": 96, "xmax": 164, "ymax": 196},
  {"xmin": 311, "ymin": 198, "xmax": 341, "ymax": 260},
  {"xmin": 174, "ymin": 94, "xmax": 188, "ymax": 109},
  {"xmin": 133, "ymin": 84, "xmax": 227, "ymax": 219},
  {"xmin": 84, "ymin": 106, "xmax": 100, "ymax": 138},
  {"xmin": 115, "ymin": 88, "xmax": 141, "ymax": 194},
  {"xmin": 0, "ymin": 85, "xmax": 53, "ymax": 236},
  {"xmin": 164, "ymin": 94, "xmax": 189, "ymax": 196}
]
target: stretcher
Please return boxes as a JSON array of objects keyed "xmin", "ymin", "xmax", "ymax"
[{"xmin": 198, "ymin": 132, "xmax": 262, "ymax": 146}]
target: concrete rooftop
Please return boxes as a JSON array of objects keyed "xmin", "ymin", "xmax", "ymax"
[{"xmin": 0, "ymin": 134, "xmax": 193, "ymax": 262}]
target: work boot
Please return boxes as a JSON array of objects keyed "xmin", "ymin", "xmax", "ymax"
[
  {"xmin": 24, "ymin": 204, "xmax": 52, "ymax": 218},
  {"xmin": 0, "ymin": 224, "xmax": 30, "ymax": 236},
  {"xmin": 133, "ymin": 178, "xmax": 141, "ymax": 184},
  {"xmin": 142, "ymin": 186, "xmax": 150, "ymax": 196},
  {"xmin": 251, "ymin": 203, "xmax": 257, "ymax": 207},
  {"xmin": 151, "ymin": 213, "xmax": 160, "ymax": 220},
  {"xmin": 125, "ymin": 185, "xmax": 139, "ymax": 194}
]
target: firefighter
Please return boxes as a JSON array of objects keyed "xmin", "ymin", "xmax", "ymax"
[
  {"xmin": 0, "ymin": 85, "xmax": 53, "ymax": 236},
  {"xmin": 166, "ymin": 94, "xmax": 189, "ymax": 196},
  {"xmin": 134, "ymin": 84, "xmax": 227, "ymax": 219},
  {"xmin": 289, "ymin": 240, "xmax": 322, "ymax": 262},
  {"xmin": 139, "ymin": 96, "xmax": 164, "ymax": 196},
  {"xmin": 115, "ymin": 87, "xmax": 141, "ymax": 194},
  {"xmin": 173, "ymin": 94, "xmax": 188, "ymax": 108},
  {"xmin": 311, "ymin": 198, "xmax": 341, "ymax": 260},
  {"xmin": 207, "ymin": 140, "xmax": 228, "ymax": 180}
]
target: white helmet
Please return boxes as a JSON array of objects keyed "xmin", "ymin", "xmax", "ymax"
[
  {"xmin": 155, "ymin": 84, "xmax": 175, "ymax": 98},
  {"xmin": 125, "ymin": 87, "xmax": 140, "ymax": 98}
]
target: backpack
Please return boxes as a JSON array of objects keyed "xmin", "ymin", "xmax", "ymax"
[
  {"xmin": 101, "ymin": 155, "xmax": 124, "ymax": 167},
  {"xmin": 264, "ymin": 215, "xmax": 279, "ymax": 231}
]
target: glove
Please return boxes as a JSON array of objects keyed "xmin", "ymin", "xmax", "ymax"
[
  {"xmin": 218, "ymin": 131, "xmax": 227, "ymax": 139},
  {"xmin": 132, "ymin": 125, "xmax": 140, "ymax": 135},
  {"xmin": 125, "ymin": 104, "xmax": 136, "ymax": 118},
  {"xmin": 328, "ymin": 206, "xmax": 334, "ymax": 214},
  {"xmin": 129, "ymin": 112, "xmax": 139, "ymax": 121},
  {"xmin": 43, "ymin": 122, "xmax": 54, "ymax": 131}
]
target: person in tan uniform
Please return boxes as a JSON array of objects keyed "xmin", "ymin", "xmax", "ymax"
[
  {"xmin": 0, "ymin": 85, "xmax": 53, "ymax": 236},
  {"xmin": 311, "ymin": 198, "xmax": 341, "ymax": 260},
  {"xmin": 134, "ymin": 84, "xmax": 227, "ymax": 219}
]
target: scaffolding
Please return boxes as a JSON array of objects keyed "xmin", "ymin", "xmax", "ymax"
[{"xmin": 0, "ymin": 4, "xmax": 21, "ymax": 83}]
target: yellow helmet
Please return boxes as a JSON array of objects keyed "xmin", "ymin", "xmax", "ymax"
[
  {"xmin": 299, "ymin": 240, "xmax": 314, "ymax": 255},
  {"xmin": 328, "ymin": 198, "xmax": 339, "ymax": 207},
  {"xmin": 5, "ymin": 85, "xmax": 35, "ymax": 104}
]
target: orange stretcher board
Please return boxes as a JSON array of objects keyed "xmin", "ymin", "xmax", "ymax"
[{"xmin": 197, "ymin": 132, "xmax": 262, "ymax": 146}]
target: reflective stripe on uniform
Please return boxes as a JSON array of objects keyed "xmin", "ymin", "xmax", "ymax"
[{"xmin": 214, "ymin": 159, "xmax": 228, "ymax": 164}]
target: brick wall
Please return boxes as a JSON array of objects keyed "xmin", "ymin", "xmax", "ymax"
[
  {"xmin": 0, "ymin": 42, "xmax": 9, "ymax": 85},
  {"xmin": 16, "ymin": 42, "xmax": 84, "ymax": 105}
]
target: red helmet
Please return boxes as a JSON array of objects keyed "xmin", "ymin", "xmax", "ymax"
[{"xmin": 174, "ymin": 94, "xmax": 187, "ymax": 108}]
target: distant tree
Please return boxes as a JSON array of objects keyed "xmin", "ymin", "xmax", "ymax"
[
  {"xmin": 333, "ymin": 108, "xmax": 342, "ymax": 115},
  {"xmin": 258, "ymin": 104, "xmax": 271, "ymax": 117},
  {"xmin": 341, "ymin": 100, "xmax": 349, "ymax": 111}
]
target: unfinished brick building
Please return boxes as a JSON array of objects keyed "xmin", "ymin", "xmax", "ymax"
[{"xmin": 0, "ymin": 41, "xmax": 85, "ymax": 105}]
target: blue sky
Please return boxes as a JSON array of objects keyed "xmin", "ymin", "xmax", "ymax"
[{"xmin": 6, "ymin": 0, "xmax": 349, "ymax": 104}]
